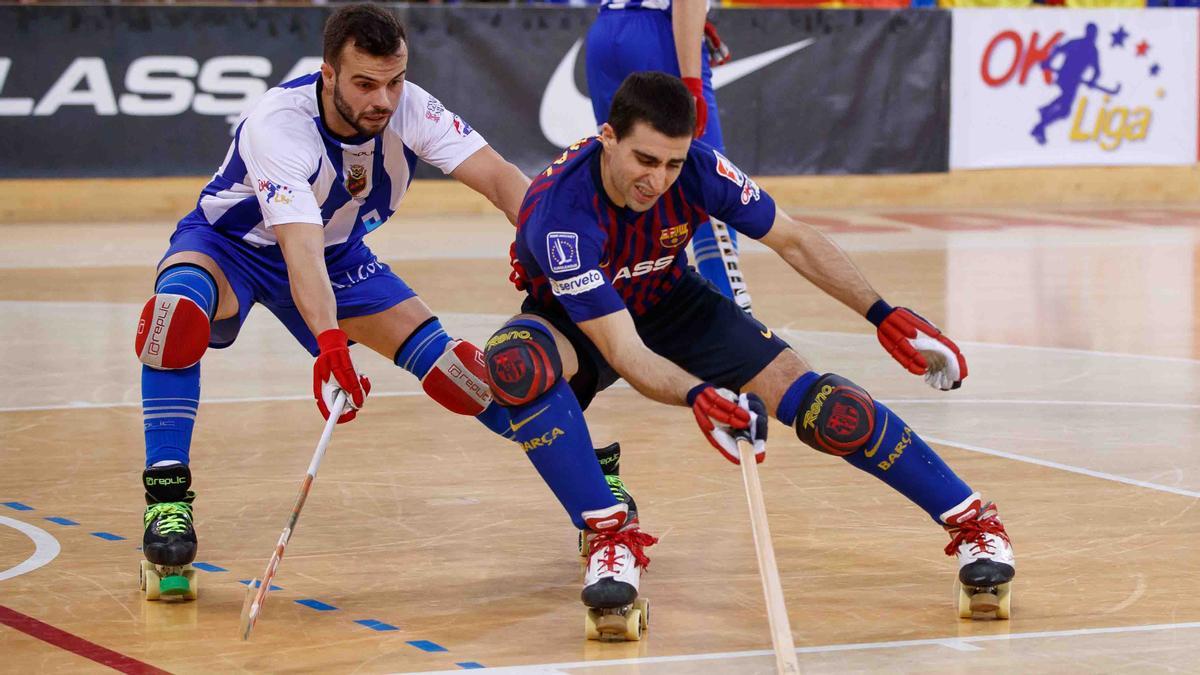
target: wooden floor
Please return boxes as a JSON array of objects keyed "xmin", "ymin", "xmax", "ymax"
[{"xmin": 3, "ymin": 202, "xmax": 1200, "ymax": 673}]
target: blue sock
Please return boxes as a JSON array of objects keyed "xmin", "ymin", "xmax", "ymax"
[
  {"xmin": 777, "ymin": 372, "xmax": 973, "ymax": 522},
  {"xmin": 691, "ymin": 218, "xmax": 739, "ymax": 300},
  {"xmin": 506, "ymin": 378, "xmax": 616, "ymax": 529},
  {"xmin": 394, "ymin": 317, "xmax": 512, "ymax": 439},
  {"xmin": 143, "ymin": 265, "xmax": 216, "ymax": 467}
]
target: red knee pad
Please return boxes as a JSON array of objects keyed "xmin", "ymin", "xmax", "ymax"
[
  {"xmin": 135, "ymin": 294, "xmax": 210, "ymax": 369},
  {"xmin": 421, "ymin": 340, "xmax": 493, "ymax": 416}
]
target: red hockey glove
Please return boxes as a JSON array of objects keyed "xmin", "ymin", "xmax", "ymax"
[
  {"xmin": 508, "ymin": 241, "xmax": 528, "ymax": 292},
  {"xmin": 867, "ymin": 300, "xmax": 967, "ymax": 391},
  {"xmin": 704, "ymin": 21, "xmax": 732, "ymax": 67},
  {"xmin": 682, "ymin": 77, "xmax": 708, "ymax": 140},
  {"xmin": 688, "ymin": 385, "xmax": 766, "ymax": 464},
  {"xmin": 313, "ymin": 328, "xmax": 371, "ymax": 423}
]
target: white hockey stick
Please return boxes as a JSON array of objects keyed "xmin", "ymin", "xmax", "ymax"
[
  {"xmin": 738, "ymin": 436, "xmax": 800, "ymax": 674},
  {"xmin": 239, "ymin": 391, "xmax": 346, "ymax": 640}
]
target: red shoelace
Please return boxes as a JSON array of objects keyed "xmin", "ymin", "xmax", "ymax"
[
  {"xmin": 944, "ymin": 513, "xmax": 1010, "ymax": 557},
  {"xmin": 588, "ymin": 528, "xmax": 659, "ymax": 572}
]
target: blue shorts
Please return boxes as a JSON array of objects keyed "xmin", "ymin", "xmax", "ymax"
[
  {"xmin": 585, "ymin": 8, "xmax": 725, "ymax": 150},
  {"xmin": 522, "ymin": 269, "xmax": 789, "ymax": 410},
  {"xmin": 161, "ymin": 226, "xmax": 416, "ymax": 356}
]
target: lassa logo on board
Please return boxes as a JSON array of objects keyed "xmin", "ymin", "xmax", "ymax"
[{"xmin": 0, "ymin": 56, "xmax": 321, "ymax": 130}]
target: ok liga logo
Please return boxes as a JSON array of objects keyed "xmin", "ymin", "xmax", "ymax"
[{"xmin": 980, "ymin": 21, "xmax": 1163, "ymax": 151}]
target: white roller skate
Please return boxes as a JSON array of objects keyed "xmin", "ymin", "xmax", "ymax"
[
  {"xmin": 941, "ymin": 492, "xmax": 1014, "ymax": 619},
  {"xmin": 581, "ymin": 503, "xmax": 657, "ymax": 641}
]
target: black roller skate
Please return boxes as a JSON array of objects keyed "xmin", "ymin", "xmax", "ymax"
[{"xmin": 139, "ymin": 463, "xmax": 198, "ymax": 601}]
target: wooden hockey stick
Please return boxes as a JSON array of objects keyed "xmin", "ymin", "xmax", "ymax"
[
  {"xmin": 738, "ymin": 436, "xmax": 800, "ymax": 674},
  {"xmin": 239, "ymin": 391, "xmax": 346, "ymax": 640}
]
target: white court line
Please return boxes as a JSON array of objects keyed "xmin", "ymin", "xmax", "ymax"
[
  {"xmin": 406, "ymin": 621, "xmax": 1200, "ymax": 674},
  {"xmin": 923, "ymin": 436, "xmax": 1200, "ymax": 500},
  {"xmin": 0, "ymin": 516, "xmax": 61, "ymax": 582},
  {"xmin": 785, "ymin": 328, "xmax": 1200, "ymax": 365},
  {"xmin": 890, "ymin": 398, "xmax": 1200, "ymax": 410}
]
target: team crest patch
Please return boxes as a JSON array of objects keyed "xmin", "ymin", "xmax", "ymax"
[
  {"xmin": 345, "ymin": 164, "xmax": 367, "ymax": 196},
  {"xmin": 659, "ymin": 224, "xmax": 689, "ymax": 249},
  {"xmin": 546, "ymin": 231, "xmax": 581, "ymax": 273}
]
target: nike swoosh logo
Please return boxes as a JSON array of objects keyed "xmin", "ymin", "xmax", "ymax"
[
  {"xmin": 509, "ymin": 405, "xmax": 550, "ymax": 433},
  {"xmin": 539, "ymin": 38, "xmax": 816, "ymax": 149},
  {"xmin": 760, "ymin": 328, "xmax": 773, "ymax": 339}
]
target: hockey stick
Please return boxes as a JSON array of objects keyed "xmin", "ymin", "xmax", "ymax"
[
  {"xmin": 1087, "ymin": 81, "xmax": 1121, "ymax": 96},
  {"xmin": 239, "ymin": 390, "xmax": 346, "ymax": 640},
  {"xmin": 737, "ymin": 436, "xmax": 800, "ymax": 674}
]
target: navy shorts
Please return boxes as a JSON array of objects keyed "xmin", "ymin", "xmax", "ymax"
[
  {"xmin": 161, "ymin": 225, "xmax": 416, "ymax": 356},
  {"xmin": 521, "ymin": 269, "xmax": 790, "ymax": 409}
]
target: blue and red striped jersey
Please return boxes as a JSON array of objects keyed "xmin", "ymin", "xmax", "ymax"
[{"xmin": 515, "ymin": 135, "xmax": 776, "ymax": 323}]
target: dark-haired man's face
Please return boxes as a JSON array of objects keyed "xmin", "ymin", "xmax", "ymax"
[
  {"xmin": 321, "ymin": 40, "xmax": 408, "ymax": 138},
  {"xmin": 597, "ymin": 121, "xmax": 691, "ymax": 213}
]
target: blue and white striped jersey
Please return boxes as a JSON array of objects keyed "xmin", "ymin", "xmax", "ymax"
[
  {"xmin": 599, "ymin": 0, "xmax": 672, "ymax": 11},
  {"xmin": 178, "ymin": 73, "xmax": 487, "ymax": 249}
]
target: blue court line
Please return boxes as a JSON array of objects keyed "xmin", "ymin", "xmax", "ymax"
[
  {"xmin": 44, "ymin": 516, "xmax": 78, "ymax": 526},
  {"xmin": 456, "ymin": 663, "xmax": 485, "ymax": 670},
  {"xmin": 239, "ymin": 579, "xmax": 282, "ymax": 591},
  {"xmin": 407, "ymin": 640, "xmax": 448, "ymax": 653},
  {"xmin": 90, "ymin": 532, "xmax": 125, "ymax": 541},
  {"xmin": 296, "ymin": 599, "xmax": 338, "ymax": 611},
  {"xmin": 356, "ymin": 619, "xmax": 399, "ymax": 631},
  {"xmin": 191, "ymin": 562, "xmax": 226, "ymax": 572},
  {"xmin": 2, "ymin": 502, "xmax": 33, "ymax": 511}
]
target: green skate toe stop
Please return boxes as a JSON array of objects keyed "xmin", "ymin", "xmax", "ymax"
[{"xmin": 160, "ymin": 576, "xmax": 190, "ymax": 595}]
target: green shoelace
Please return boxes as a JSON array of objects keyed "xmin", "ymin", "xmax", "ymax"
[{"xmin": 145, "ymin": 502, "xmax": 192, "ymax": 535}]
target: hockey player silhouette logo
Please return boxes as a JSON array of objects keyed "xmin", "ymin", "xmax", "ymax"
[{"xmin": 1031, "ymin": 23, "xmax": 1122, "ymax": 145}]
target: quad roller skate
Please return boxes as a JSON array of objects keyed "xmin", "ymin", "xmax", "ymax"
[
  {"xmin": 139, "ymin": 463, "xmax": 198, "ymax": 601},
  {"xmin": 577, "ymin": 444, "xmax": 636, "ymax": 562},
  {"xmin": 942, "ymin": 493, "xmax": 1014, "ymax": 619},
  {"xmin": 580, "ymin": 500, "xmax": 657, "ymax": 642}
]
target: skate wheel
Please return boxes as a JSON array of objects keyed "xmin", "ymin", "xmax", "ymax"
[
  {"xmin": 144, "ymin": 566, "xmax": 162, "ymax": 601},
  {"xmin": 138, "ymin": 560, "xmax": 153, "ymax": 592},
  {"xmin": 585, "ymin": 609, "xmax": 601, "ymax": 640},
  {"xmin": 623, "ymin": 609, "xmax": 643, "ymax": 641},
  {"xmin": 955, "ymin": 581, "xmax": 972, "ymax": 619},
  {"xmin": 996, "ymin": 582, "xmax": 1011, "ymax": 620},
  {"xmin": 634, "ymin": 598, "xmax": 649, "ymax": 631}
]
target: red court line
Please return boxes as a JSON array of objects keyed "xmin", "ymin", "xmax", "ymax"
[{"xmin": 0, "ymin": 604, "xmax": 170, "ymax": 675}]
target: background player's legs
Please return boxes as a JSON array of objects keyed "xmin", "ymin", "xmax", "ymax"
[{"xmin": 340, "ymin": 296, "xmax": 511, "ymax": 437}]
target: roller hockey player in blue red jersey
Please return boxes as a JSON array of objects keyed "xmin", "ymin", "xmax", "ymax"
[
  {"xmin": 487, "ymin": 72, "xmax": 1014, "ymax": 637},
  {"xmin": 132, "ymin": 4, "xmax": 530, "ymax": 600}
]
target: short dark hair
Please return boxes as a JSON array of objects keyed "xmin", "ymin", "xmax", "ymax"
[
  {"xmin": 323, "ymin": 4, "xmax": 408, "ymax": 69},
  {"xmin": 608, "ymin": 72, "xmax": 695, "ymax": 140}
]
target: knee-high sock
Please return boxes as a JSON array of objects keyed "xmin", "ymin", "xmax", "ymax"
[
  {"xmin": 777, "ymin": 373, "xmax": 973, "ymax": 522},
  {"xmin": 143, "ymin": 265, "xmax": 215, "ymax": 467},
  {"xmin": 394, "ymin": 317, "xmax": 512, "ymax": 439},
  {"xmin": 505, "ymin": 379, "xmax": 616, "ymax": 529},
  {"xmin": 691, "ymin": 218, "xmax": 743, "ymax": 305}
]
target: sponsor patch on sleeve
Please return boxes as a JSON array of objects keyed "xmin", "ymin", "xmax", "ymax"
[
  {"xmin": 451, "ymin": 114, "xmax": 474, "ymax": 137},
  {"xmin": 546, "ymin": 231, "xmax": 581, "ymax": 273},
  {"xmin": 550, "ymin": 269, "xmax": 606, "ymax": 296},
  {"xmin": 712, "ymin": 150, "xmax": 760, "ymax": 205},
  {"xmin": 256, "ymin": 179, "xmax": 294, "ymax": 205}
]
